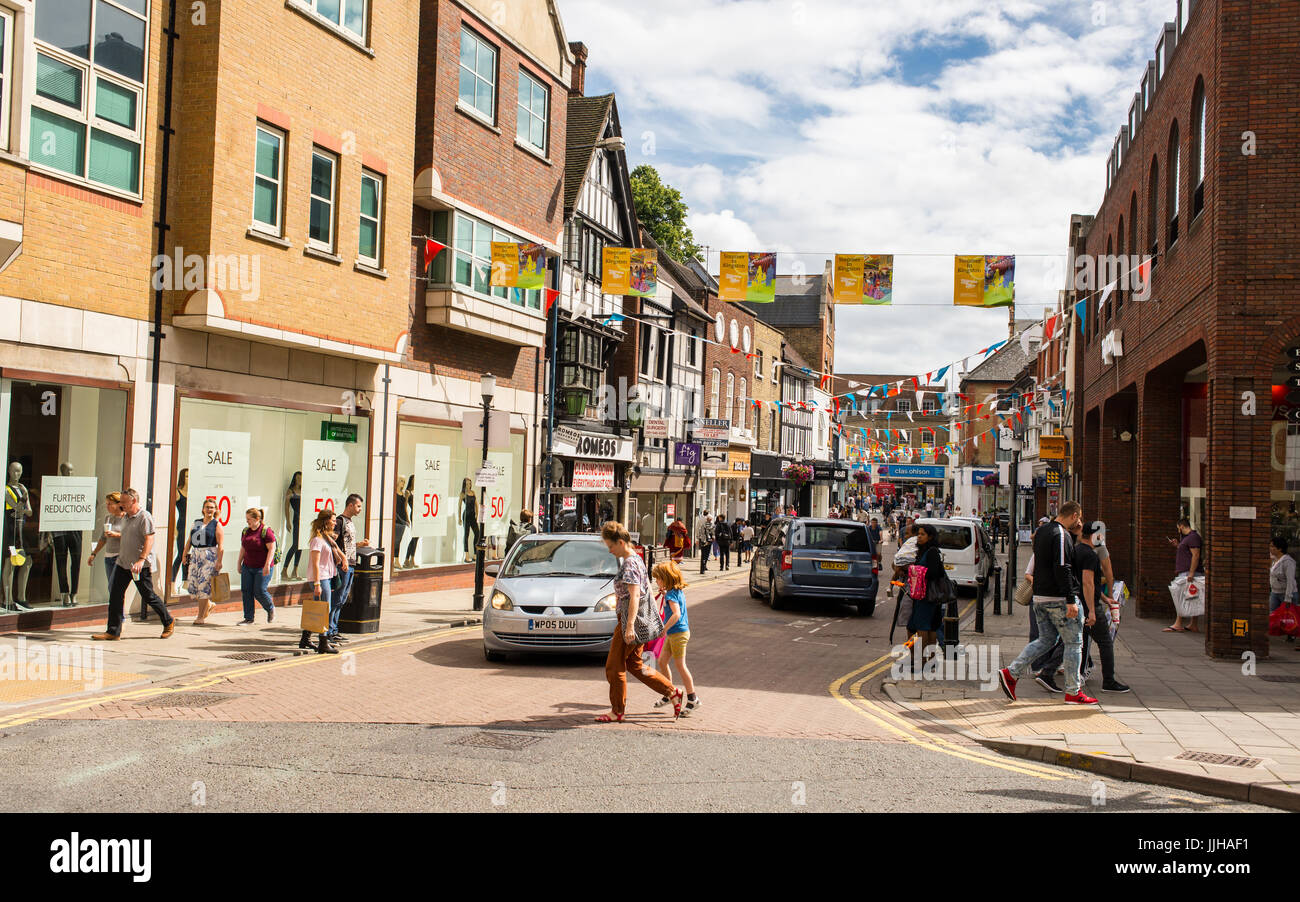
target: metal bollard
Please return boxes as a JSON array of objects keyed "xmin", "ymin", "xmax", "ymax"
[
  {"xmin": 943, "ymin": 601, "xmax": 959, "ymax": 649},
  {"xmin": 975, "ymin": 579, "xmax": 985, "ymax": 633},
  {"xmin": 992, "ymin": 565, "xmax": 1003, "ymax": 615}
]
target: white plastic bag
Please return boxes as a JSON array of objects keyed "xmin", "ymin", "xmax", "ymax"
[{"xmin": 1169, "ymin": 574, "xmax": 1206, "ymax": 618}]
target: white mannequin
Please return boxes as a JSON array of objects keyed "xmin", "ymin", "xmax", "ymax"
[{"xmin": 3, "ymin": 461, "xmax": 32, "ymax": 611}]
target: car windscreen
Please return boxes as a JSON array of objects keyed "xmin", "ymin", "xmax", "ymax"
[
  {"xmin": 930, "ymin": 525, "xmax": 973, "ymax": 551},
  {"xmin": 501, "ymin": 539, "xmax": 619, "ymax": 578},
  {"xmin": 793, "ymin": 525, "xmax": 869, "ymax": 553}
]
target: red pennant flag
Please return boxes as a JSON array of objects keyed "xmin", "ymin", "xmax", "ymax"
[
  {"xmin": 544, "ymin": 288, "xmax": 560, "ymax": 313},
  {"xmin": 423, "ymin": 238, "xmax": 446, "ymax": 270}
]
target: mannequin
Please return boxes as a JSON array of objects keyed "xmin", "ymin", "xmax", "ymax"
[
  {"xmin": 3, "ymin": 461, "xmax": 32, "ymax": 612},
  {"xmin": 282, "ymin": 471, "xmax": 302, "ymax": 580},
  {"xmin": 47, "ymin": 462, "xmax": 83, "ymax": 607},
  {"xmin": 170, "ymin": 467, "xmax": 189, "ymax": 591},
  {"xmin": 458, "ymin": 477, "xmax": 479, "ymax": 564}
]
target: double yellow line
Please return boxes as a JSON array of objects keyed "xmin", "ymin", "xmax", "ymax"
[
  {"xmin": 0, "ymin": 625, "xmax": 480, "ymax": 730},
  {"xmin": 828, "ymin": 602, "xmax": 1070, "ymax": 781}
]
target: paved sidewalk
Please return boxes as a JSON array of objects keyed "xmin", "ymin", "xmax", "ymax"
[
  {"xmin": 0, "ymin": 560, "xmax": 746, "ymax": 713},
  {"xmin": 881, "ymin": 595, "xmax": 1300, "ymax": 810}
]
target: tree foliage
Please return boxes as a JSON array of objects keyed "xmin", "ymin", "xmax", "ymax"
[{"xmin": 630, "ymin": 165, "xmax": 702, "ymax": 263}]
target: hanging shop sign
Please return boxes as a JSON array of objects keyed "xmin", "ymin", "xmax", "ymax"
[
  {"xmin": 691, "ymin": 418, "xmax": 730, "ymax": 448},
  {"xmin": 572, "ymin": 461, "xmax": 615, "ymax": 491},
  {"xmin": 462, "ymin": 409, "xmax": 511, "ymax": 450},
  {"xmin": 643, "ymin": 417, "xmax": 671, "ymax": 440},
  {"xmin": 701, "ymin": 449, "xmax": 728, "ymax": 471},
  {"xmin": 718, "ymin": 450, "xmax": 751, "ymax": 480},
  {"xmin": 188, "ymin": 429, "xmax": 251, "ymax": 529},
  {"xmin": 37, "ymin": 476, "xmax": 98, "ymax": 532},
  {"xmin": 673, "ymin": 442, "xmax": 702, "ymax": 468},
  {"xmin": 812, "ymin": 462, "xmax": 849, "ymax": 482},
  {"xmin": 411, "ymin": 443, "xmax": 451, "ymax": 538},
  {"xmin": 320, "ymin": 421, "xmax": 358, "ymax": 443},
  {"xmin": 1039, "ymin": 435, "xmax": 1068, "ymax": 461},
  {"xmin": 300, "ymin": 439, "xmax": 350, "ymax": 548}
]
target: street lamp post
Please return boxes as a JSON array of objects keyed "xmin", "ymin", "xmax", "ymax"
[{"xmin": 472, "ymin": 373, "xmax": 496, "ymax": 613}]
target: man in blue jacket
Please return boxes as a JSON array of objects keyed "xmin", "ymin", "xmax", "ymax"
[{"xmin": 997, "ymin": 501, "xmax": 1098, "ymax": 705}]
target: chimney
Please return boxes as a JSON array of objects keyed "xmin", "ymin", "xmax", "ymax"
[{"xmin": 569, "ymin": 41, "xmax": 588, "ymax": 95}]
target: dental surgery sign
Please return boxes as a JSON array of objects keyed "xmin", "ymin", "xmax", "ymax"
[
  {"xmin": 299, "ymin": 440, "xmax": 350, "ymax": 548},
  {"xmin": 37, "ymin": 477, "xmax": 98, "ymax": 531},
  {"xmin": 187, "ymin": 430, "xmax": 251, "ymax": 528},
  {"xmin": 412, "ymin": 443, "xmax": 451, "ymax": 538}
]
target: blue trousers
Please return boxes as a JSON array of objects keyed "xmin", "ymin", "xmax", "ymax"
[
  {"xmin": 328, "ymin": 567, "xmax": 354, "ymax": 637},
  {"xmin": 240, "ymin": 565, "xmax": 275, "ymax": 621}
]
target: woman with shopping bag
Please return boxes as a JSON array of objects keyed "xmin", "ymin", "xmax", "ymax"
[
  {"xmin": 184, "ymin": 498, "xmax": 224, "ymax": 624},
  {"xmin": 299, "ymin": 509, "xmax": 339, "ymax": 655},
  {"xmin": 1268, "ymin": 536, "xmax": 1300, "ymax": 643}
]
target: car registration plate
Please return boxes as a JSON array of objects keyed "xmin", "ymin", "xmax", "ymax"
[
  {"xmin": 528, "ymin": 619, "xmax": 578, "ymax": 631},
  {"xmin": 817, "ymin": 561, "xmax": 849, "ymax": 571}
]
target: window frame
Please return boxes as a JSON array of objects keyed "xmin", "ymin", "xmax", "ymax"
[
  {"xmin": 710, "ymin": 368, "xmax": 720, "ymax": 418},
  {"xmin": 358, "ymin": 168, "xmax": 384, "ymax": 267},
  {"xmin": 29, "ymin": 0, "xmax": 150, "ymax": 198},
  {"xmin": 308, "ymin": 145, "xmax": 339, "ymax": 253},
  {"xmin": 1167, "ymin": 122, "xmax": 1181, "ymax": 247},
  {"xmin": 1191, "ymin": 80, "xmax": 1206, "ymax": 217},
  {"xmin": 252, "ymin": 122, "xmax": 287, "ymax": 236},
  {"xmin": 301, "ymin": 0, "xmax": 368, "ymax": 43},
  {"xmin": 458, "ymin": 27, "xmax": 498, "ymax": 124},
  {"xmin": 515, "ymin": 66, "xmax": 548, "ymax": 154},
  {"xmin": 447, "ymin": 210, "xmax": 543, "ymax": 311},
  {"xmin": 0, "ymin": 8, "xmax": 12, "ymax": 153}
]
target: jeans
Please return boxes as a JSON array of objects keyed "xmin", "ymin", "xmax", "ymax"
[
  {"xmin": 1008, "ymin": 600, "xmax": 1085, "ymax": 693},
  {"xmin": 240, "ymin": 565, "xmax": 274, "ymax": 621},
  {"xmin": 699, "ymin": 542, "xmax": 711, "ymax": 573},
  {"xmin": 1038, "ymin": 603, "xmax": 1113, "ymax": 684},
  {"xmin": 106, "ymin": 564, "xmax": 171, "ymax": 635},
  {"xmin": 103, "ymin": 554, "xmax": 117, "ymax": 584},
  {"xmin": 1270, "ymin": 592, "xmax": 1297, "ymax": 612},
  {"xmin": 329, "ymin": 567, "xmax": 354, "ymax": 637}
]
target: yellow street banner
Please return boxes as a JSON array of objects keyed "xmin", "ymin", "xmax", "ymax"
[
  {"xmin": 720, "ymin": 251, "xmax": 776, "ymax": 303},
  {"xmin": 954, "ymin": 255, "xmax": 1015, "ymax": 307},
  {"xmin": 601, "ymin": 247, "xmax": 658, "ymax": 298},
  {"xmin": 491, "ymin": 241, "xmax": 546, "ymax": 290},
  {"xmin": 833, "ymin": 254, "xmax": 864, "ymax": 304}
]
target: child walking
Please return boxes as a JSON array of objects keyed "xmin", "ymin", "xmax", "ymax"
[{"xmin": 651, "ymin": 561, "xmax": 700, "ymax": 715}]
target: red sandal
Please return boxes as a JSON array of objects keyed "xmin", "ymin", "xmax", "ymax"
[
  {"xmin": 594, "ymin": 713, "xmax": 624, "ymax": 723},
  {"xmin": 670, "ymin": 689, "xmax": 685, "ymax": 720}
]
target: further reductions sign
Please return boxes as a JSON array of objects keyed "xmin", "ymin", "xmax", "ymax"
[
  {"xmin": 37, "ymin": 476, "xmax": 98, "ymax": 531},
  {"xmin": 188, "ymin": 429, "xmax": 251, "ymax": 528},
  {"xmin": 299, "ymin": 439, "xmax": 350, "ymax": 548},
  {"xmin": 412, "ymin": 444, "xmax": 451, "ymax": 537}
]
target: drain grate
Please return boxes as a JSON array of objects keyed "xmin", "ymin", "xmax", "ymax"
[
  {"xmin": 1173, "ymin": 751, "xmax": 1262, "ymax": 768},
  {"xmin": 451, "ymin": 731, "xmax": 543, "ymax": 751},
  {"xmin": 135, "ymin": 691, "xmax": 243, "ymax": 709},
  {"xmin": 222, "ymin": 652, "xmax": 278, "ymax": 663},
  {"xmin": 1258, "ymin": 674, "xmax": 1300, "ymax": 684}
]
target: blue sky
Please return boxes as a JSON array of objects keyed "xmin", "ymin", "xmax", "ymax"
[{"xmin": 563, "ymin": 0, "xmax": 1186, "ymax": 375}]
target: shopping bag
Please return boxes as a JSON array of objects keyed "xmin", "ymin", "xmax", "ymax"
[
  {"xmin": 906, "ymin": 564, "xmax": 928, "ymax": 600},
  {"xmin": 1170, "ymin": 574, "xmax": 1206, "ymax": 617},
  {"xmin": 211, "ymin": 572, "xmax": 231, "ymax": 605},
  {"xmin": 300, "ymin": 594, "xmax": 330, "ymax": 633},
  {"xmin": 1269, "ymin": 602, "xmax": 1300, "ymax": 638},
  {"xmin": 1014, "ymin": 575, "xmax": 1033, "ymax": 607}
]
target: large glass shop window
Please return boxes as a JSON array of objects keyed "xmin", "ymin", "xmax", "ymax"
[
  {"xmin": 393, "ymin": 421, "xmax": 526, "ymax": 572},
  {"xmin": 173, "ymin": 398, "xmax": 369, "ymax": 592},
  {"xmin": 0, "ymin": 379, "xmax": 127, "ymax": 610}
]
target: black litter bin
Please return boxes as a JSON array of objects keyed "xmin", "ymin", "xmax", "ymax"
[{"xmin": 339, "ymin": 546, "xmax": 384, "ymax": 634}]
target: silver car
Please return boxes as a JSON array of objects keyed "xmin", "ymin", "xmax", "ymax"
[{"xmin": 482, "ymin": 533, "xmax": 620, "ymax": 661}]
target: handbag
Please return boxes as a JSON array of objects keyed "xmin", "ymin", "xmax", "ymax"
[
  {"xmin": 300, "ymin": 594, "xmax": 330, "ymax": 633},
  {"xmin": 926, "ymin": 567, "xmax": 957, "ymax": 606},
  {"xmin": 211, "ymin": 572, "xmax": 231, "ymax": 605},
  {"xmin": 1014, "ymin": 575, "xmax": 1033, "ymax": 607},
  {"xmin": 1269, "ymin": 602, "xmax": 1300, "ymax": 638},
  {"xmin": 644, "ymin": 597, "xmax": 668, "ymax": 657},
  {"xmin": 906, "ymin": 564, "xmax": 928, "ymax": 601}
]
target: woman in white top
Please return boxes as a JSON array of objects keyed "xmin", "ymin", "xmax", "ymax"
[{"xmin": 299, "ymin": 509, "xmax": 340, "ymax": 655}]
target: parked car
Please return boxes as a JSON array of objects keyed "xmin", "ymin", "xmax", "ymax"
[
  {"xmin": 914, "ymin": 517, "xmax": 994, "ymax": 595},
  {"xmin": 748, "ymin": 517, "xmax": 880, "ymax": 616},
  {"xmin": 482, "ymin": 533, "xmax": 619, "ymax": 661}
]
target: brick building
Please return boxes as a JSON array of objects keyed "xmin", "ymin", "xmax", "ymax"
[
  {"xmin": 702, "ymin": 285, "xmax": 762, "ymax": 521},
  {"xmin": 1071, "ymin": 0, "xmax": 1299, "ymax": 657}
]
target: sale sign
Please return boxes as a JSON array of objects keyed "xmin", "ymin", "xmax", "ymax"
[
  {"xmin": 187, "ymin": 429, "xmax": 250, "ymax": 530},
  {"xmin": 482, "ymin": 450, "xmax": 514, "ymax": 538},
  {"xmin": 37, "ymin": 476, "xmax": 98, "ymax": 532},
  {"xmin": 299, "ymin": 439, "xmax": 350, "ymax": 548},
  {"xmin": 411, "ymin": 444, "xmax": 451, "ymax": 537},
  {"xmin": 572, "ymin": 461, "xmax": 615, "ymax": 491}
]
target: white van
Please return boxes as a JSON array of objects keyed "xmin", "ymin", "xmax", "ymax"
[{"xmin": 915, "ymin": 517, "xmax": 994, "ymax": 595}]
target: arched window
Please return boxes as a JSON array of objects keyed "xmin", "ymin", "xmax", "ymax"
[
  {"xmin": 1128, "ymin": 192, "xmax": 1139, "ymax": 302},
  {"xmin": 737, "ymin": 378, "xmax": 747, "ymax": 430},
  {"xmin": 710, "ymin": 368, "xmax": 720, "ymax": 417},
  {"xmin": 1147, "ymin": 155, "xmax": 1160, "ymax": 266},
  {"xmin": 1191, "ymin": 77, "xmax": 1206, "ymax": 217},
  {"xmin": 725, "ymin": 372, "xmax": 735, "ymax": 426},
  {"xmin": 1115, "ymin": 217, "xmax": 1125, "ymax": 313},
  {"xmin": 1167, "ymin": 121, "xmax": 1181, "ymax": 245}
]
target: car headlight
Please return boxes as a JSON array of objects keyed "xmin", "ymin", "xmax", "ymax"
[
  {"xmin": 593, "ymin": 593, "xmax": 617, "ymax": 612},
  {"xmin": 490, "ymin": 591, "xmax": 513, "ymax": 611}
]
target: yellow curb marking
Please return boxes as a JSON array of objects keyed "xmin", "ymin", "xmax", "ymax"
[{"xmin": 0, "ymin": 625, "xmax": 481, "ymax": 729}]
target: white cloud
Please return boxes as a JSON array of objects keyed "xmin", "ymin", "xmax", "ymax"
[{"xmin": 565, "ymin": 0, "xmax": 1182, "ymax": 374}]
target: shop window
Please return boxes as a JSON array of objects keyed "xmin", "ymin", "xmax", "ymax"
[
  {"xmin": 0, "ymin": 379, "xmax": 127, "ymax": 610},
  {"xmin": 173, "ymin": 398, "xmax": 370, "ymax": 596},
  {"xmin": 394, "ymin": 421, "xmax": 525, "ymax": 572}
]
